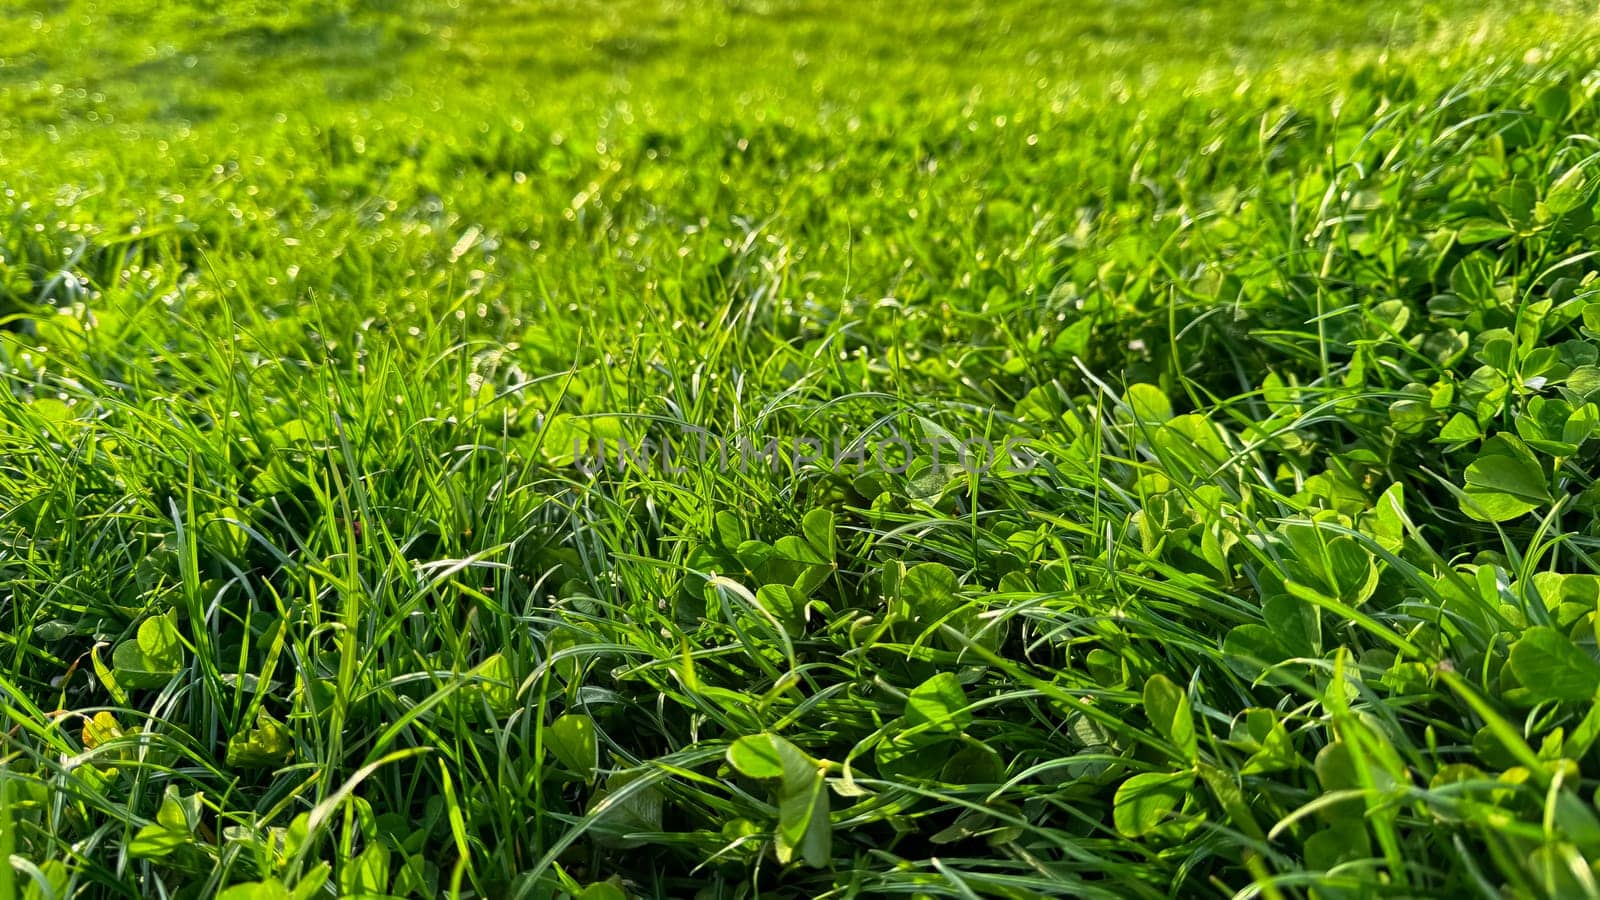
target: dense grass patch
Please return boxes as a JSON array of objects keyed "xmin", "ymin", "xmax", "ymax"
[{"xmin": 6, "ymin": 1, "xmax": 1600, "ymax": 897}]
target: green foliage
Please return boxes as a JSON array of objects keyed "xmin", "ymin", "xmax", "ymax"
[
  {"xmin": 1509, "ymin": 628, "xmax": 1600, "ymax": 704},
  {"xmin": 225, "ymin": 712, "xmax": 294, "ymax": 769},
  {"xmin": 111, "ymin": 610, "xmax": 185, "ymax": 689},
  {"xmin": 5, "ymin": 0, "xmax": 1600, "ymax": 897},
  {"xmin": 727, "ymin": 734, "xmax": 832, "ymax": 868},
  {"xmin": 1461, "ymin": 434, "xmax": 1552, "ymax": 521},
  {"xmin": 547, "ymin": 714, "xmax": 598, "ymax": 782}
]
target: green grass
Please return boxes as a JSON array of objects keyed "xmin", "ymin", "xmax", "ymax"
[{"xmin": 6, "ymin": 0, "xmax": 1600, "ymax": 897}]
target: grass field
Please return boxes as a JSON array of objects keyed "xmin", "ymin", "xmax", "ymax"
[{"xmin": 8, "ymin": 0, "xmax": 1600, "ymax": 897}]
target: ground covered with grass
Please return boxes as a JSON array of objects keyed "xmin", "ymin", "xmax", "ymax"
[{"xmin": 6, "ymin": 0, "xmax": 1600, "ymax": 897}]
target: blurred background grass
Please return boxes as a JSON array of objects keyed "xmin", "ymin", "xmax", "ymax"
[{"xmin": 2, "ymin": 0, "xmax": 1590, "ymax": 144}]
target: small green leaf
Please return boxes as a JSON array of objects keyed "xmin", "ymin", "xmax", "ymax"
[
  {"xmin": 1461, "ymin": 433, "xmax": 1551, "ymax": 522},
  {"xmin": 727, "ymin": 734, "xmax": 830, "ymax": 867},
  {"xmin": 1113, "ymin": 771, "xmax": 1193, "ymax": 838},
  {"xmin": 1314, "ymin": 740, "xmax": 1360, "ymax": 791},
  {"xmin": 340, "ymin": 841, "xmax": 391, "ymax": 896},
  {"xmin": 800, "ymin": 507, "xmax": 836, "ymax": 561},
  {"xmin": 1240, "ymin": 709, "xmax": 1299, "ymax": 774},
  {"xmin": 137, "ymin": 609, "xmax": 185, "ymax": 670},
  {"xmin": 547, "ymin": 627, "xmax": 584, "ymax": 684},
  {"xmin": 548, "ymin": 713, "xmax": 599, "ymax": 781},
  {"xmin": 217, "ymin": 879, "xmax": 292, "ymax": 900},
  {"xmin": 462, "ymin": 652, "xmax": 517, "ymax": 716},
  {"xmin": 576, "ymin": 882, "xmax": 629, "ymax": 900},
  {"xmin": 1565, "ymin": 403, "xmax": 1598, "ymax": 447},
  {"xmin": 1263, "ymin": 592, "xmax": 1320, "ymax": 657},
  {"xmin": 1221, "ymin": 624, "xmax": 1288, "ymax": 682},
  {"xmin": 155, "ymin": 785, "xmax": 202, "ymax": 833},
  {"xmin": 941, "ymin": 742, "xmax": 1005, "ymax": 784},
  {"xmin": 905, "ymin": 672, "xmax": 972, "ymax": 736},
  {"xmin": 111, "ymin": 638, "xmax": 179, "ymax": 689},
  {"xmin": 1142, "ymin": 674, "xmax": 1197, "ymax": 762},
  {"xmin": 1537, "ymin": 84, "xmax": 1572, "ymax": 122},
  {"xmin": 289, "ymin": 863, "xmax": 330, "ymax": 900},
  {"xmin": 112, "ymin": 610, "xmax": 186, "ymax": 689},
  {"xmin": 1455, "ymin": 218, "xmax": 1514, "ymax": 244},
  {"xmin": 390, "ymin": 856, "xmax": 429, "ymax": 898},
  {"xmin": 1547, "ymin": 162, "xmax": 1596, "ymax": 216},
  {"xmin": 1568, "ymin": 365, "xmax": 1600, "ymax": 398},
  {"xmin": 713, "ymin": 510, "xmax": 744, "ymax": 549},
  {"xmin": 588, "ymin": 770, "xmax": 664, "ymax": 840},
  {"xmin": 227, "ymin": 712, "xmax": 294, "ymax": 769},
  {"xmin": 20, "ymin": 859, "xmax": 68, "ymax": 900},
  {"xmin": 895, "ymin": 562, "xmax": 959, "ymax": 625},
  {"xmin": 204, "ymin": 506, "xmax": 251, "ymax": 560},
  {"xmin": 1280, "ymin": 524, "xmax": 1378, "ymax": 605},
  {"xmin": 754, "ymin": 583, "xmax": 806, "ymax": 636},
  {"xmin": 1312, "ymin": 741, "xmax": 1367, "ymax": 821},
  {"xmin": 1435, "ymin": 412, "xmax": 1481, "ymax": 444},
  {"xmin": 284, "ymin": 812, "xmax": 311, "ymax": 859},
  {"xmin": 735, "ymin": 540, "xmax": 776, "ymax": 576},
  {"xmin": 1305, "ymin": 825, "xmax": 1373, "ymax": 870},
  {"xmin": 1124, "ymin": 383, "xmax": 1173, "ymax": 424},
  {"xmin": 128, "ymin": 823, "xmax": 188, "ymax": 859},
  {"xmin": 727, "ymin": 733, "xmax": 815, "ymax": 790},
  {"xmin": 775, "ymin": 767, "xmax": 831, "ymax": 867},
  {"xmin": 797, "ymin": 781, "xmax": 832, "ymax": 868},
  {"xmin": 1555, "ymin": 789, "xmax": 1600, "ymax": 856},
  {"xmin": 772, "ymin": 525, "xmax": 832, "ymax": 594},
  {"xmin": 1152, "ymin": 414, "xmax": 1230, "ymax": 475},
  {"xmin": 1509, "ymin": 627, "xmax": 1600, "ymax": 703},
  {"xmin": 772, "ymin": 534, "xmax": 825, "ymax": 566}
]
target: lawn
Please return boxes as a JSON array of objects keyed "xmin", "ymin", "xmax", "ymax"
[{"xmin": 4, "ymin": 0, "xmax": 1600, "ymax": 897}]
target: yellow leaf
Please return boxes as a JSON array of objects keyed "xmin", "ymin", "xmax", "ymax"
[{"xmin": 82, "ymin": 711, "xmax": 123, "ymax": 749}]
